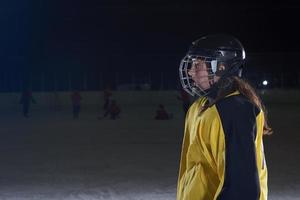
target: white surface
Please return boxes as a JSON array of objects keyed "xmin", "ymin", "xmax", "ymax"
[{"xmin": 0, "ymin": 101, "xmax": 299, "ymax": 199}]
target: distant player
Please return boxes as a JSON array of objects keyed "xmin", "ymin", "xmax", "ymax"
[
  {"xmin": 103, "ymin": 86, "xmax": 112, "ymax": 112},
  {"xmin": 71, "ymin": 90, "xmax": 82, "ymax": 119},
  {"xmin": 177, "ymin": 34, "xmax": 272, "ymax": 200},
  {"xmin": 102, "ymin": 100, "xmax": 121, "ymax": 120},
  {"xmin": 19, "ymin": 89, "xmax": 36, "ymax": 118}
]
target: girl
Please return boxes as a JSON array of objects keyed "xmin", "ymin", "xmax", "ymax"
[{"xmin": 177, "ymin": 34, "xmax": 272, "ymax": 200}]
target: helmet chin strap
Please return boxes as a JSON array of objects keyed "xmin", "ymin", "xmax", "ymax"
[
  {"xmin": 203, "ymin": 85, "xmax": 219, "ymax": 102},
  {"xmin": 203, "ymin": 69, "xmax": 241, "ymax": 103},
  {"xmin": 202, "ymin": 69, "xmax": 235, "ymax": 101},
  {"xmin": 201, "ymin": 77, "xmax": 219, "ymax": 101}
]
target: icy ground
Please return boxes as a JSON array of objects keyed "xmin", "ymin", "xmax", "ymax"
[{"xmin": 0, "ymin": 103, "xmax": 299, "ymax": 200}]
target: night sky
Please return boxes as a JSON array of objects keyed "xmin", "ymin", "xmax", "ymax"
[{"xmin": 0, "ymin": 0, "xmax": 299, "ymax": 90}]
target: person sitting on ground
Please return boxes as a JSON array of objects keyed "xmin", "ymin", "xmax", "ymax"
[
  {"xmin": 103, "ymin": 100, "xmax": 121, "ymax": 120},
  {"xmin": 103, "ymin": 86, "xmax": 112, "ymax": 112},
  {"xmin": 155, "ymin": 104, "xmax": 172, "ymax": 120}
]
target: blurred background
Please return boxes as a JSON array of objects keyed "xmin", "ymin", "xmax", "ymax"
[
  {"xmin": 0, "ymin": 0, "xmax": 299, "ymax": 199},
  {"xmin": 1, "ymin": 0, "xmax": 300, "ymax": 91}
]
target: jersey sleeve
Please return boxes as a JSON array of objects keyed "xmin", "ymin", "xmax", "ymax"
[
  {"xmin": 216, "ymin": 97, "xmax": 261, "ymax": 200},
  {"xmin": 177, "ymin": 108, "xmax": 191, "ymax": 182}
]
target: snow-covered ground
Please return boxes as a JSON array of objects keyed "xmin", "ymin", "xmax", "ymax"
[{"xmin": 0, "ymin": 98, "xmax": 299, "ymax": 199}]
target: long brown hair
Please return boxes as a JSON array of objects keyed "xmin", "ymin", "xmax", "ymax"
[{"xmin": 200, "ymin": 76, "xmax": 273, "ymax": 135}]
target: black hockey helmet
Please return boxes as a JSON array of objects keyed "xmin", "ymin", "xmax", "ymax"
[{"xmin": 179, "ymin": 34, "xmax": 246, "ymax": 97}]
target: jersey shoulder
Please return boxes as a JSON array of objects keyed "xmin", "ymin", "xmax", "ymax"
[{"xmin": 215, "ymin": 94, "xmax": 261, "ymax": 118}]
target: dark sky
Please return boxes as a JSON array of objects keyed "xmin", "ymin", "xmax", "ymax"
[{"xmin": 1, "ymin": 0, "xmax": 300, "ymax": 73}]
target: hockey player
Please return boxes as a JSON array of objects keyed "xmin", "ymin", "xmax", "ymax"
[
  {"xmin": 71, "ymin": 90, "xmax": 82, "ymax": 119},
  {"xmin": 19, "ymin": 89, "xmax": 36, "ymax": 118},
  {"xmin": 103, "ymin": 85, "xmax": 112, "ymax": 112},
  {"xmin": 103, "ymin": 99, "xmax": 121, "ymax": 120},
  {"xmin": 176, "ymin": 34, "xmax": 272, "ymax": 200}
]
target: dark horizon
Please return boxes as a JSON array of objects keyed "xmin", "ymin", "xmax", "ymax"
[{"xmin": 0, "ymin": 1, "xmax": 299, "ymax": 91}]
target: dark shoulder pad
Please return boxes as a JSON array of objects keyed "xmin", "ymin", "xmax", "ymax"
[
  {"xmin": 216, "ymin": 94, "xmax": 260, "ymax": 119},
  {"xmin": 215, "ymin": 94, "xmax": 261, "ymax": 200}
]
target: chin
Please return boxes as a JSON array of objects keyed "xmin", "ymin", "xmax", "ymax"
[{"xmin": 196, "ymin": 84, "xmax": 210, "ymax": 91}]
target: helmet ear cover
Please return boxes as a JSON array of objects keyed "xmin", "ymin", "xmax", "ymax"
[
  {"xmin": 214, "ymin": 62, "xmax": 226, "ymax": 76},
  {"xmin": 216, "ymin": 57, "xmax": 244, "ymax": 77}
]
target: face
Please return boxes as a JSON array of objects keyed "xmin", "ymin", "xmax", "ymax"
[{"xmin": 188, "ymin": 59, "xmax": 218, "ymax": 90}]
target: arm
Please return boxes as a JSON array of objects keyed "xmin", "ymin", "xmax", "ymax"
[
  {"xmin": 177, "ymin": 108, "xmax": 191, "ymax": 181},
  {"xmin": 216, "ymin": 99, "xmax": 260, "ymax": 200}
]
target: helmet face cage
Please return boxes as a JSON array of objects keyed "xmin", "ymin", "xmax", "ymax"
[
  {"xmin": 179, "ymin": 35, "xmax": 246, "ymax": 97},
  {"xmin": 179, "ymin": 54, "xmax": 218, "ymax": 97}
]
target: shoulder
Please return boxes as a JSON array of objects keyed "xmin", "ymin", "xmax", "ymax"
[
  {"xmin": 184, "ymin": 97, "xmax": 206, "ymax": 121},
  {"xmin": 188, "ymin": 97, "xmax": 206, "ymax": 112},
  {"xmin": 215, "ymin": 94, "xmax": 260, "ymax": 118},
  {"xmin": 214, "ymin": 94, "xmax": 262, "ymax": 139},
  {"xmin": 214, "ymin": 94, "xmax": 262, "ymax": 136}
]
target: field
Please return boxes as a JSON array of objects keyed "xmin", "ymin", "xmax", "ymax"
[{"xmin": 0, "ymin": 90, "xmax": 299, "ymax": 199}]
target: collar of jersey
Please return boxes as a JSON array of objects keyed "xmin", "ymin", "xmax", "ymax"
[
  {"xmin": 200, "ymin": 90, "xmax": 240, "ymax": 107},
  {"xmin": 224, "ymin": 90, "xmax": 240, "ymax": 98}
]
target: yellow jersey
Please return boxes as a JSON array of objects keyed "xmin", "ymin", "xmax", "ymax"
[{"xmin": 177, "ymin": 91, "xmax": 268, "ymax": 200}]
